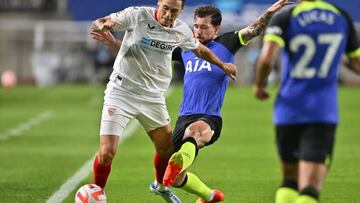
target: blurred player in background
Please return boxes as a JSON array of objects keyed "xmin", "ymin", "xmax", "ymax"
[
  {"xmin": 92, "ymin": 0, "xmax": 290, "ymax": 202},
  {"xmin": 89, "ymin": 0, "xmax": 237, "ymax": 202},
  {"xmin": 254, "ymin": 0, "xmax": 360, "ymax": 202}
]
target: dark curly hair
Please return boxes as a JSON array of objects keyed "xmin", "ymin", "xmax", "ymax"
[{"xmin": 194, "ymin": 6, "xmax": 222, "ymax": 26}]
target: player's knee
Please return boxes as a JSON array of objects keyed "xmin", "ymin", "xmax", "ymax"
[
  {"xmin": 184, "ymin": 125, "xmax": 201, "ymax": 139},
  {"xmin": 184, "ymin": 127, "xmax": 211, "ymax": 147},
  {"xmin": 99, "ymin": 146, "xmax": 116, "ymax": 165}
]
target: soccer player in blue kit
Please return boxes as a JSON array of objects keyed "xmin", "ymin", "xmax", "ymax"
[
  {"xmin": 92, "ymin": 1, "xmax": 290, "ymax": 202},
  {"xmin": 160, "ymin": 1, "xmax": 290, "ymax": 202},
  {"xmin": 254, "ymin": 0, "xmax": 360, "ymax": 203},
  {"xmin": 89, "ymin": 0, "xmax": 238, "ymax": 202}
]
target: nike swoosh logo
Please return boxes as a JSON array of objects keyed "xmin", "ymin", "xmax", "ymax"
[{"xmin": 148, "ymin": 24, "xmax": 155, "ymax": 29}]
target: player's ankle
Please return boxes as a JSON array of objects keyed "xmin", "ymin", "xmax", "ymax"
[{"xmin": 300, "ymin": 186, "xmax": 319, "ymax": 200}]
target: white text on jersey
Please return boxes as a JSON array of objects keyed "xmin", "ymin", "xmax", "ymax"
[{"xmin": 185, "ymin": 59, "xmax": 212, "ymax": 72}]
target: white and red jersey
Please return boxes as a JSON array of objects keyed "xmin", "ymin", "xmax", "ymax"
[{"xmin": 109, "ymin": 6, "xmax": 199, "ymax": 95}]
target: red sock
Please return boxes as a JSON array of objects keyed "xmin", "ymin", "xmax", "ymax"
[
  {"xmin": 93, "ymin": 155, "xmax": 112, "ymax": 188},
  {"xmin": 154, "ymin": 153, "xmax": 169, "ymax": 184}
]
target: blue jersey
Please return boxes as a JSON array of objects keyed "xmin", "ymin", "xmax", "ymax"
[
  {"xmin": 264, "ymin": 1, "xmax": 360, "ymax": 125},
  {"xmin": 172, "ymin": 32, "xmax": 245, "ymax": 117}
]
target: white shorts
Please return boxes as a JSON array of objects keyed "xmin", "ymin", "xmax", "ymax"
[{"xmin": 99, "ymin": 80, "xmax": 171, "ymax": 136}]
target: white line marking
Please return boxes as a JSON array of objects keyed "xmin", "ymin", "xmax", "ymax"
[
  {"xmin": 46, "ymin": 120, "xmax": 140, "ymax": 203},
  {"xmin": 0, "ymin": 111, "xmax": 54, "ymax": 141},
  {"xmin": 46, "ymin": 88, "xmax": 174, "ymax": 203}
]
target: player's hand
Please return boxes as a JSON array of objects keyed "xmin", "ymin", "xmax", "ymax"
[
  {"xmin": 222, "ymin": 63, "xmax": 237, "ymax": 81},
  {"xmin": 253, "ymin": 85, "xmax": 270, "ymax": 100},
  {"xmin": 267, "ymin": 0, "xmax": 293, "ymax": 14},
  {"xmin": 90, "ymin": 31, "xmax": 121, "ymax": 48},
  {"xmin": 91, "ymin": 18, "xmax": 117, "ymax": 32},
  {"xmin": 90, "ymin": 18, "xmax": 105, "ymax": 31}
]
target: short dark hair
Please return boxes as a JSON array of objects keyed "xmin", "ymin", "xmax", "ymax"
[
  {"xmin": 181, "ymin": 0, "xmax": 185, "ymax": 8},
  {"xmin": 194, "ymin": 6, "xmax": 222, "ymax": 26},
  {"xmin": 177, "ymin": 0, "xmax": 185, "ymax": 8}
]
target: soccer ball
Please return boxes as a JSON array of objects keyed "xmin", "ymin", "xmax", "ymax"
[
  {"xmin": 1, "ymin": 70, "xmax": 17, "ymax": 90},
  {"xmin": 75, "ymin": 184, "xmax": 107, "ymax": 203}
]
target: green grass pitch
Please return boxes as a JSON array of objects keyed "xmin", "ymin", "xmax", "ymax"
[{"xmin": 0, "ymin": 85, "xmax": 359, "ymax": 202}]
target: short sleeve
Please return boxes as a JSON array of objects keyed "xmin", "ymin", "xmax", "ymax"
[
  {"xmin": 215, "ymin": 31, "xmax": 244, "ymax": 54},
  {"xmin": 179, "ymin": 26, "xmax": 200, "ymax": 51},
  {"xmin": 263, "ymin": 7, "xmax": 293, "ymax": 48},
  {"xmin": 110, "ymin": 6, "xmax": 139, "ymax": 31},
  {"xmin": 339, "ymin": 8, "xmax": 360, "ymax": 59}
]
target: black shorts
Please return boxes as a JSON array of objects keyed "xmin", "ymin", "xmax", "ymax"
[
  {"xmin": 172, "ymin": 114, "xmax": 222, "ymax": 152},
  {"xmin": 276, "ymin": 123, "xmax": 336, "ymax": 166}
]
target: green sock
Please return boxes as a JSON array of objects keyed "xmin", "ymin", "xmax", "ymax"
[
  {"xmin": 181, "ymin": 172, "xmax": 212, "ymax": 201},
  {"xmin": 295, "ymin": 195, "xmax": 319, "ymax": 203},
  {"xmin": 275, "ymin": 187, "xmax": 299, "ymax": 203},
  {"xmin": 176, "ymin": 141, "xmax": 196, "ymax": 172}
]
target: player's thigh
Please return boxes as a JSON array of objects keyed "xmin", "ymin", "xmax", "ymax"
[
  {"xmin": 172, "ymin": 116, "xmax": 193, "ymax": 152},
  {"xmin": 184, "ymin": 120, "xmax": 213, "ymax": 147},
  {"xmin": 137, "ymin": 100, "xmax": 173, "ymax": 152},
  {"xmin": 201, "ymin": 115, "xmax": 222, "ymax": 147},
  {"xmin": 276, "ymin": 124, "xmax": 302, "ymax": 162},
  {"xmin": 172, "ymin": 115, "xmax": 222, "ymax": 151},
  {"xmin": 100, "ymin": 83, "xmax": 138, "ymax": 137},
  {"xmin": 187, "ymin": 115, "xmax": 222, "ymax": 148},
  {"xmin": 137, "ymin": 99, "xmax": 171, "ymax": 134},
  {"xmin": 299, "ymin": 123, "xmax": 336, "ymax": 165}
]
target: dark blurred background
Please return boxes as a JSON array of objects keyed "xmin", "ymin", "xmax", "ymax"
[{"xmin": 0, "ymin": 0, "xmax": 359, "ymax": 87}]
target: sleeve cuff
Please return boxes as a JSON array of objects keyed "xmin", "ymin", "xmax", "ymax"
[
  {"xmin": 347, "ymin": 47, "xmax": 360, "ymax": 59},
  {"xmin": 263, "ymin": 34, "xmax": 285, "ymax": 48},
  {"xmin": 238, "ymin": 29, "xmax": 249, "ymax": 46}
]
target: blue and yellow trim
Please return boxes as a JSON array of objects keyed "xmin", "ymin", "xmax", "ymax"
[
  {"xmin": 238, "ymin": 29, "xmax": 249, "ymax": 46},
  {"xmin": 263, "ymin": 34, "xmax": 285, "ymax": 47},
  {"xmin": 347, "ymin": 47, "xmax": 360, "ymax": 59},
  {"xmin": 292, "ymin": 0, "xmax": 340, "ymax": 16}
]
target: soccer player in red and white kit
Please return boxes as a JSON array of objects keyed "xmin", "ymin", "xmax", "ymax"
[
  {"xmin": 92, "ymin": 1, "xmax": 290, "ymax": 202},
  {"xmin": 90, "ymin": 0, "xmax": 237, "ymax": 202}
]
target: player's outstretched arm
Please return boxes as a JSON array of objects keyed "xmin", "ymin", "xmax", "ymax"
[
  {"xmin": 90, "ymin": 31, "xmax": 122, "ymax": 49},
  {"xmin": 192, "ymin": 43, "xmax": 237, "ymax": 80},
  {"xmin": 253, "ymin": 41, "xmax": 280, "ymax": 100},
  {"xmin": 241, "ymin": 0, "xmax": 292, "ymax": 44},
  {"xmin": 90, "ymin": 16, "xmax": 118, "ymax": 32}
]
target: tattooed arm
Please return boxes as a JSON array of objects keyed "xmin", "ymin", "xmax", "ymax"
[{"xmin": 240, "ymin": 0, "xmax": 291, "ymax": 43}]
